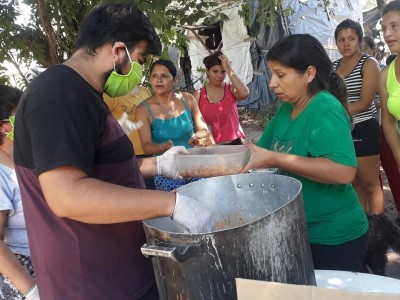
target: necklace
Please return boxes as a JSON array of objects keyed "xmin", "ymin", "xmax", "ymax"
[{"xmin": 155, "ymin": 96, "xmax": 174, "ymax": 116}]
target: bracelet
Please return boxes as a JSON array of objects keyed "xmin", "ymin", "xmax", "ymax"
[
  {"xmin": 159, "ymin": 144, "xmax": 166, "ymax": 151},
  {"xmin": 170, "ymin": 191, "xmax": 177, "ymax": 219}
]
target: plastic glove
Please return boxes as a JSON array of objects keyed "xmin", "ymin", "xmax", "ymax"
[
  {"xmin": 157, "ymin": 146, "xmax": 188, "ymax": 179},
  {"xmin": 25, "ymin": 284, "xmax": 40, "ymax": 300},
  {"xmin": 171, "ymin": 193, "xmax": 215, "ymax": 233},
  {"xmin": 117, "ymin": 112, "xmax": 143, "ymax": 135}
]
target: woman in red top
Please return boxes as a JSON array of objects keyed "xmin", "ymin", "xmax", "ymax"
[{"xmin": 193, "ymin": 51, "xmax": 249, "ymax": 144}]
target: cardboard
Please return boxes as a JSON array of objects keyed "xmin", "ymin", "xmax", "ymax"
[{"xmin": 236, "ymin": 279, "xmax": 400, "ymax": 300}]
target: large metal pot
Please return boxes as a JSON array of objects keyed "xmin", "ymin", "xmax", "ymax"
[{"xmin": 141, "ymin": 173, "xmax": 315, "ymax": 299}]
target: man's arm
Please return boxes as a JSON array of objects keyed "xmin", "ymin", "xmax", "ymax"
[{"xmin": 38, "ymin": 166, "xmax": 175, "ymax": 224}]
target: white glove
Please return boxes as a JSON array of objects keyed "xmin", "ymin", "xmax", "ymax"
[
  {"xmin": 171, "ymin": 193, "xmax": 215, "ymax": 233},
  {"xmin": 25, "ymin": 284, "xmax": 40, "ymax": 300},
  {"xmin": 117, "ymin": 112, "xmax": 143, "ymax": 135},
  {"xmin": 157, "ymin": 146, "xmax": 188, "ymax": 179}
]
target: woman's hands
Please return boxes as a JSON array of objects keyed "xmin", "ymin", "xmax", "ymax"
[
  {"xmin": 159, "ymin": 140, "xmax": 174, "ymax": 152},
  {"xmin": 218, "ymin": 54, "xmax": 249, "ymax": 100},
  {"xmin": 188, "ymin": 129, "xmax": 213, "ymax": 147},
  {"xmin": 219, "ymin": 54, "xmax": 233, "ymax": 73},
  {"xmin": 241, "ymin": 139, "xmax": 276, "ymax": 172}
]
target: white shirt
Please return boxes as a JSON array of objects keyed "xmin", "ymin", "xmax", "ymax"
[{"xmin": 0, "ymin": 163, "xmax": 30, "ymax": 256}]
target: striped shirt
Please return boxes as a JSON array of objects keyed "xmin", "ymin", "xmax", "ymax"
[{"xmin": 333, "ymin": 54, "xmax": 377, "ymax": 124}]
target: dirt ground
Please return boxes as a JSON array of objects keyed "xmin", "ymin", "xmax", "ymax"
[{"xmin": 239, "ymin": 108, "xmax": 400, "ymax": 280}]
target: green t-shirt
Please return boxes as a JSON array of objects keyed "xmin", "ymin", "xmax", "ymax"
[{"xmin": 257, "ymin": 91, "xmax": 368, "ymax": 245}]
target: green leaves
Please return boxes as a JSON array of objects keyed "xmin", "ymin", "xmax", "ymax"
[
  {"xmin": 238, "ymin": 0, "xmax": 283, "ymax": 26},
  {"xmin": 0, "ymin": 0, "xmax": 221, "ymax": 88}
]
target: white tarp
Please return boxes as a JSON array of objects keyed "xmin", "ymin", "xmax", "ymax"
[
  {"xmin": 281, "ymin": 0, "xmax": 363, "ymax": 61},
  {"xmin": 186, "ymin": 4, "xmax": 253, "ymax": 91}
]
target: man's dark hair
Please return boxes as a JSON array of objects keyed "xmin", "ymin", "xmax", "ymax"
[
  {"xmin": 0, "ymin": 85, "xmax": 22, "ymax": 121},
  {"xmin": 0, "ymin": 85, "xmax": 22, "ymax": 144},
  {"xmin": 76, "ymin": 3, "xmax": 161, "ymax": 56}
]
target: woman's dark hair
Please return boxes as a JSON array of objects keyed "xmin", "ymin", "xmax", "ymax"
[
  {"xmin": 382, "ymin": 0, "xmax": 400, "ymax": 16},
  {"xmin": 386, "ymin": 53, "xmax": 398, "ymax": 65},
  {"xmin": 203, "ymin": 51, "xmax": 223, "ymax": 70},
  {"xmin": 0, "ymin": 85, "xmax": 22, "ymax": 144},
  {"xmin": 362, "ymin": 36, "xmax": 376, "ymax": 50},
  {"xmin": 0, "ymin": 85, "xmax": 22, "ymax": 120},
  {"xmin": 76, "ymin": 3, "xmax": 161, "ymax": 56},
  {"xmin": 150, "ymin": 59, "xmax": 177, "ymax": 77},
  {"xmin": 334, "ymin": 19, "xmax": 363, "ymax": 43},
  {"xmin": 267, "ymin": 34, "xmax": 351, "ymax": 121}
]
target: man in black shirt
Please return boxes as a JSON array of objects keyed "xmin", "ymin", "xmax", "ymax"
[{"xmin": 14, "ymin": 3, "xmax": 213, "ymax": 299}]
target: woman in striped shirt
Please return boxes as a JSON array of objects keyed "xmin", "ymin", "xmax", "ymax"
[{"xmin": 333, "ymin": 19, "xmax": 384, "ymax": 214}]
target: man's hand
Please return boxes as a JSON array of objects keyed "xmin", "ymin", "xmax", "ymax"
[
  {"xmin": 157, "ymin": 146, "xmax": 188, "ymax": 179},
  {"xmin": 117, "ymin": 112, "xmax": 143, "ymax": 135},
  {"xmin": 171, "ymin": 193, "xmax": 215, "ymax": 233}
]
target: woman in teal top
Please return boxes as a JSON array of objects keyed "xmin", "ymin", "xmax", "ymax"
[
  {"xmin": 141, "ymin": 93, "xmax": 194, "ymax": 149},
  {"xmin": 242, "ymin": 34, "xmax": 368, "ymax": 272},
  {"xmin": 137, "ymin": 59, "xmax": 212, "ymax": 191}
]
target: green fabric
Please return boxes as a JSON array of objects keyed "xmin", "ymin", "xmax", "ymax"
[
  {"xmin": 257, "ymin": 91, "xmax": 368, "ymax": 245},
  {"xmin": 386, "ymin": 58, "xmax": 400, "ymax": 120}
]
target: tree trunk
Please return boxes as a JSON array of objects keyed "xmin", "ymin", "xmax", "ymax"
[{"xmin": 37, "ymin": 0, "xmax": 59, "ymax": 65}]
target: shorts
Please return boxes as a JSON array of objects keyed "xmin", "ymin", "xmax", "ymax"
[
  {"xmin": 310, "ymin": 231, "xmax": 368, "ymax": 272},
  {"xmin": 352, "ymin": 118, "xmax": 381, "ymax": 157},
  {"xmin": 224, "ymin": 138, "xmax": 242, "ymax": 145}
]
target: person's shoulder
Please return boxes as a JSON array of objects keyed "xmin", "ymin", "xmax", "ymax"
[
  {"xmin": 102, "ymin": 93, "xmax": 113, "ymax": 103},
  {"xmin": 38, "ymin": 64, "xmax": 77, "ymax": 79},
  {"xmin": 364, "ymin": 55, "xmax": 380, "ymax": 68},
  {"xmin": 313, "ymin": 91, "xmax": 344, "ymax": 111},
  {"xmin": 137, "ymin": 98, "xmax": 150, "ymax": 109},
  {"xmin": 0, "ymin": 164, "xmax": 13, "ymax": 184},
  {"xmin": 180, "ymin": 91, "xmax": 195, "ymax": 101},
  {"xmin": 27, "ymin": 64, "xmax": 85, "ymax": 94},
  {"xmin": 21, "ymin": 65, "xmax": 76, "ymax": 103},
  {"xmin": 137, "ymin": 86, "xmax": 151, "ymax": 96},
  {"xmin": 378, "ymin": 64, "xmax": 390, "ymax": 86},
  {"xmin": 0, "ymin": 163, "xmax": 10, "ymax": 175},
  {"xmin": 381, "ymin": 64, "xmax": 390, "ymax": 76},
  {"xmin": 192, "ymin": 89, "xmax": 201, "ymax": 97}
]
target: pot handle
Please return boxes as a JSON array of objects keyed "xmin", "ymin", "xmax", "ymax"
[{"xmin": 141, "ymin": 242, "xmax": 203, "ymax": 263}]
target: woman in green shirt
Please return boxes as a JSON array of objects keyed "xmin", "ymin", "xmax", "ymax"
[{"xmin": 242, "ymin": 34, "xmax": 368, "ymax": 272}]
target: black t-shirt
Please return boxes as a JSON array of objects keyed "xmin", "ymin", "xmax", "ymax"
[{"xmin": 14, "ymin": 65, "xmax": 154, "ymax": 299}]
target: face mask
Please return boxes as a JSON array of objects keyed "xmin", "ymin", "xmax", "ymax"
[
  {"xmin": 103, "ymin": 47, "xmax": 143, "ymax": 98},
  {"xmin": 6, "ymin": 115, "xmax": 15, "ymax": 141}
]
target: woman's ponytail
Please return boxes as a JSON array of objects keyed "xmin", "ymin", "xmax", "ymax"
[{"xmin": 328, "ymin": 71, "xmax": 353, "ymax": 125}]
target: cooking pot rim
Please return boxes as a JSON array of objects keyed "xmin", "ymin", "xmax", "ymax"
[
  {"xmin": 143, "ymin": 174, "xmax": 303, "ymax": 235},
  {"xmin": 142, "ymin": 208, "xmax": 285, "ymax": 235}
]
